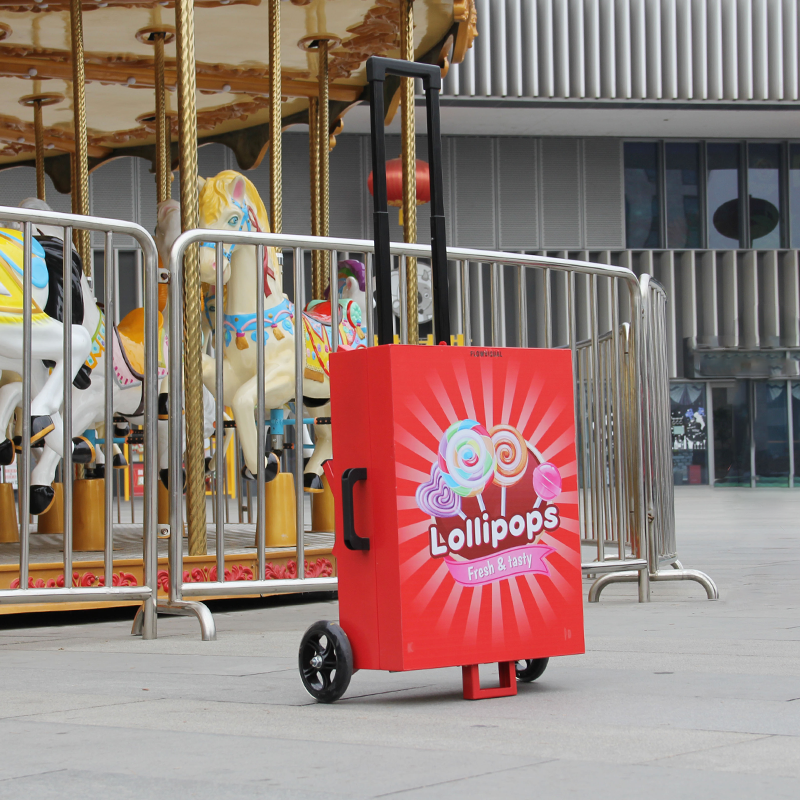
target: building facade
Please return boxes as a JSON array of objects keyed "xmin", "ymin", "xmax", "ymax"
[{"xmin": 2, "ymin": 0, "xmax": 800, "ymax": 488}]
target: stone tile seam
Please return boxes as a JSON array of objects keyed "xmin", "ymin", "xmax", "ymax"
[
  {"xmin": 0, "ymin": 697, "xmax": 150, "ymax": 723},
  {"xmin": 373, "ymin": 758, "xmax": 560, "ymax": 798},
  {"xmin": 636, "ymin": 732, "xmax": 780, "ymax": 767}
]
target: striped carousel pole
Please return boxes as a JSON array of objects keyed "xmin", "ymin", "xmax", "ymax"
[
  {"xmin": 69, "ymin": 0, "xmax": 91, "ymax": 272},
  {"xmin": 400, "ymin": 0, "xmax": 419, "ymax": 345},
  {"xmin": 300, "ymin": 34, "xmax": 339, "ymax": 300},
  {"xmin": 175, "ymin": 0, "xmax": 208, "ymax": 556},
  {"xmin": 269, "ymin": 0, "xmax": 282, "ymax": 234},
  {"xmin": 136, "ymin": 26, "xmax": 176, "ymax": 203}
]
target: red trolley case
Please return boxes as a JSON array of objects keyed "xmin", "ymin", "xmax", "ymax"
[{"xmin": 298, "ymin": 57, "xmax": 585, "ymax": 703}]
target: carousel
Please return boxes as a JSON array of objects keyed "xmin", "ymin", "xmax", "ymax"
[{"xmin": 0, "ymin": 0, "xmax": 477, "ymax": 619}]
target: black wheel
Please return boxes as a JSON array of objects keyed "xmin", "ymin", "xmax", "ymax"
[
  {"xmin": 515, "ymin": 657, "xmax": 549, "ymax": 683},
  {"xmin": 299, "ymin": 620, "xmax": 353, "ymax": 703}
]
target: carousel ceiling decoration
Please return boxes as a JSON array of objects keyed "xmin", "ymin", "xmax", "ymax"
[{"xmin": 0, "ymin": 0, "xmax": 476, "ymax": 175}]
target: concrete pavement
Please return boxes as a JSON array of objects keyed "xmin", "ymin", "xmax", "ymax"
[{"xmin": 0, "ymin": 487, "xmax": 798, "ymax": 798}]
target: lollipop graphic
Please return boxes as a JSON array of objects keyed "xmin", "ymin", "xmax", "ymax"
[
  {"xmin": 533, "ymin": 460, "xmax": 562, "ymax": 507},
  {"xmin": 438, "ymin": 419, "xmax": 496, "ymax": 511},
  {"xmin": 490, "ymin": 424, "xmax": 528, "ymax": 517},
  {"xmin": 416, "ymin": 465, "xmax": 465, "ymax": 519}
]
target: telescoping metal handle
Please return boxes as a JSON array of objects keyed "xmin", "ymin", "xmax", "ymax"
[
  {"xmin": 366, "ymin": 56, "xmax": 451, "ymax": 346},
  {"xmin": 341, "ymin": 468, "xmax": 369, "ymax": 551}
]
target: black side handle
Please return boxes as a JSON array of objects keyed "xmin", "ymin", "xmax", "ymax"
[
  {"xmin": 366, "ymin": 56, "xmax": 450, "ymax": 346},
  {"xmin": 341, "ymin": 467, "xmax": 369, "ymax": 550}
]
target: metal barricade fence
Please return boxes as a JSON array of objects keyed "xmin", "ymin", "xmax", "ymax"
[
  {"xmin": 165, "ymin": 231, "xmax": 662, "ymax": 641},
  {"xmin": 0, "ymin": 206, "xmax": 159, "ymax": 637},
  {"xmin": 447, "ymin": 257, "xmax": 651, "ymax": 602}
]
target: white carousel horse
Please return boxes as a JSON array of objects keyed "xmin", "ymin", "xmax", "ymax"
[
  {"xmin": 0, "ymin": 224, "xmax": 92, "ymax": 451},
  {"xmin": 0, "ymin": 200, "xmax": 227, "ymax": 514},
  {"xmin": 196, "ymin": 170, "xmax": 367, "ymax": 490}
]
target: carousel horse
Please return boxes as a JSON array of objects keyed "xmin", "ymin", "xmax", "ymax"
[
  {"xmin": 0, "ymin": 224, "xmax": 92, "ymax": 454},
  {"xmin": 325, "ymin": 258, "xmax": 369, "ymax": 326},
  {"xmin": 196, "ymin": 170, "xmax": 367, "ymax": 490},
  {"xmin": 0, "ymin": 200, "xmax": 227, "ymax": 514}
]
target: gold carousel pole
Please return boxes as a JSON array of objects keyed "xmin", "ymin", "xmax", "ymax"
[
  {"xmin": 69, "ymin": 0, "xmax": 91, "ymax": 271},
  {"xmin": 153, "ymin": 32, "xmax": 171, "ymax": 204},
  {"xmin": 269, "ymin": 0, "xmax": 282, "ymax": 233},
  {"xmin": 175, "ymin": 0, "xmax": 207, "ymax": 556},
  {"xmin": 308, "ymin": 96, "xmax": 320, "ymax": 293},
  {"xmin": 316, "ymin": 39, "xmax": 330, "ymax": 301},
  {"xmin": 400, "ymin": 0, "xmax": 418, "ymax": 344}
]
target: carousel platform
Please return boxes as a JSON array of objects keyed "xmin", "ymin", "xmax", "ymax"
[{"xmin": 0, "ymin": 510, "xmax": 336, "ymax": 615}]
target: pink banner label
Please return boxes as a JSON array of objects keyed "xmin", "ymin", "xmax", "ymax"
[{"xmin": 444, "ymin": 543, "xmax": 555, "ymax": 587}]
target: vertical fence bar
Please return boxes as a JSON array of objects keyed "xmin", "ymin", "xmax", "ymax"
[
  {"xmin": 365, "ymin": 252, "xmax": 374, "ymax": 346},
  {"xmin": 61, "ymin": 226, "xmax": 73, "ymax": 583},
  {"xmin": 256, "ymin": 244, "xmax": 266, "ymax": 582},
  {"xmin": 399, "ymin": 255, "xmax": 408, "ymax": 344},
  {"xmin": 589, "ymin": 273, "xmax": 605, "ymax": 562},
  {"xmin": 19, "ymin": 222, "xmax": 33, "ymax": 589},
  {"xmin": 544, "ymin": 268, "xmax": 552, "ymax": 348},
  {"xmin": 142, "ymin": 230, "xmax": 158, "ymax": 637},
  {"xmin": 567, "ymin": 270, "xmax": 579, "ymax": 531},
  {"xmin": 330, "ymin": 250, "xmax": 339, "ymax": 352},
  {"xmin": 294, "ymin": 247, "xmax": 305, "ymax": 579},
  {"xmin": 215, "ymin": 241, "xmax": 225, "ymax": 582},
  {"xmin": 611, "ymin": 278, "xmax": 625, "ymax": 560},
  {"xmin": 103, "ymin": 230, "xmax": 114, "ymax": 581},
  {"xmin": 168, "ymin": 237, "xmax": 184, "ymax": 603},
  {"xmin": 519, "ymin": 264, "xmax": 528, "ymax": 348},
  {"xmin": 490, "ymin": 261, "xmax": 500, "ymax": 346},
  {"xmin": 461, "ymin": 260, "xmax": 471, "ymax": 346}
]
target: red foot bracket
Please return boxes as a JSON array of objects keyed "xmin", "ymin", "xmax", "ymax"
[{"xmin": 461, "ymin": 662, "xmax": 518, "ymax": 700}]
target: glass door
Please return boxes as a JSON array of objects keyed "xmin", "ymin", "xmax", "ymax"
[
  {"xmin": 753, "ymin": 382, "xmax": 790, "ymax": 486},
  {"xmin": 712, "ymin": 382, "xmax": 751, "ymax": 486}
]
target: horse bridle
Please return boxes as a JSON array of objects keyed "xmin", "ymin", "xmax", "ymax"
[{"xmin": 199, "ymin": 198, "xmax": 257, "ymax": 263}]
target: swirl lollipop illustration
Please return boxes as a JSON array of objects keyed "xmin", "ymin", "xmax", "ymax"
[
  {"xmin": 490, "ymin": 424, "xmax": 528, "ymax": 517},
  {"xmin": 416, "ymin": 465, "xmax": 465, "ymax": 519},
  {"xmin": 438, "ymin": 419, "xmax": 496, "ymax": 511}
]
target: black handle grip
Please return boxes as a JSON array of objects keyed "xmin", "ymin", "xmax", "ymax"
[
  {"xmin": 367, "ymin": 55, "xmax": 450, "ymax": 346},
  {"xmin": 341, "ymin": 467, "xmax": 369, "ymax": 551}
]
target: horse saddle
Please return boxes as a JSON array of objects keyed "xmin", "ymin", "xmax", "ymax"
[
  {"xmin": 112, "ymin": 307, "xmax": 169, "ymax": 391},
  {"xmin": 301, "ymin": 298, "xmax": 366, "ymax": 383}
]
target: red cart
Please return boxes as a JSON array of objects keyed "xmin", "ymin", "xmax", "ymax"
[{"xmin": 298, "ymin": 58, "xmax": 585, "ymax": 703}]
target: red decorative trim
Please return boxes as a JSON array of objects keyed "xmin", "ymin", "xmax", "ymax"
[
  {"xmin": 155, "ymin": 558, "xmax": 333, "ymax": 593},
  {"xmin": 9, "ymin": 571, "xmax": 138, "ymax": 589}
]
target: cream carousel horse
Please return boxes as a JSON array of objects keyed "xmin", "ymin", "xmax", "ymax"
[
  {"xmin": 0, "ymin": 224, "xmax": 92, "ymax": 452},
  {"xmin": 197, "ymin": 171, "xmax": 367, "ymax": 490}
]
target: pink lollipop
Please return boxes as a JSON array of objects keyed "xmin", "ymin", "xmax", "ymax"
[{"xmin": 533, "ymin": 462, "xmax": 562, "ymax": 506}]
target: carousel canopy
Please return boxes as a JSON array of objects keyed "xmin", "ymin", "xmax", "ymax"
[{"xmin": 0, "ymin": 0, "xmax": 475, "ymax": 190}]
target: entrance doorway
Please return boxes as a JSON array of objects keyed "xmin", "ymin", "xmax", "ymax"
[{"xmin": 710, "ymin": 380, "xmax": 796, "ymax": 487}]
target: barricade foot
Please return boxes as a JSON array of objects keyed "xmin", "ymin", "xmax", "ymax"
[
  {"xmin": 135, "ymin": 601, "xmax": 218, "ymax": 640},
  {"xmin": 651, "ymin": 568, "xmax": 718, "ymax": 600},
  {"xmin": 462, "ymin": 662, "xmax": 517, "ymax": 700},
  {"xmin": 587, "ymin": 570, "xmax": 642, "ymax": 603},
  {"xmin": 130, "ymin": 601, "xmax": 157, "ymax": 639}
]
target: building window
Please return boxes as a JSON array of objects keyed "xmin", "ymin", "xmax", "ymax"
[
  {"xmin": 707, "ymin": 143, "xmax": 742, "ymax": 249},
  {"xmin": 624, "ymin": 142, "xmax": 661, "ymax": 248},
  {"xmin": 789, "ymin": 145, "xmax": 800, "ymax": 248},
  {"xmin": 747, "ymin": 143, "xmax": 783, "ymax": 249},
  {"xmin": 665, "ymin": 143, "xmax": 701, "ymax": 249}
]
